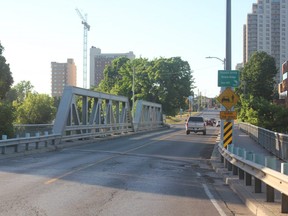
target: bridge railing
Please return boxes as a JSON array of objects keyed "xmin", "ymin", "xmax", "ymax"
[
  {"xmin": 133, "ymin": 100, "xmax": 163, "ymax": 132},
  {"xmin": 0, "ymin": 86, "xmax": 165, "ymax": 155},
  {"xmin": 239, "ymin": 122, "xmax": 288, "ymax": 160}
]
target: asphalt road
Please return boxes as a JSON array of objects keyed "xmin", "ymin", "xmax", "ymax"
[{"xmin": 0, "ymin": 121, "xmax": 254, "ymax": 215}]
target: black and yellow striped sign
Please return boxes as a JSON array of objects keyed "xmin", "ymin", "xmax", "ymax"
[{"xmin": 223, "ymin": 121, "xmax": 233, "ymax": 148}]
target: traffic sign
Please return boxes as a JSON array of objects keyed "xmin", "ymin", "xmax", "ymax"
[
  {"xmin": 217, "ymin": 88, "xmax": 239, "ymax": 110},
  {"xmin": 218, "ymin": 70, "xmax": 240, "ymax": 87},
  {"xmin": 223, "ymin": 121, "xmax": 233, "ymax": 148},
  {"xmin": 220, "ymin": 111, "xmax": 237, "ymax": 120}
]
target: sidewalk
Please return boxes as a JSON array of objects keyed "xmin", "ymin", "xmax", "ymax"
[{"xmin": 211, "ymin": 124, "xmax": 287, "ymax": 216}]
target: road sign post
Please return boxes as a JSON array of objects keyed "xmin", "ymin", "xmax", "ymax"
[{"xmin": 217, "ymin": 83, "xmax": 239, "ymax": 148}]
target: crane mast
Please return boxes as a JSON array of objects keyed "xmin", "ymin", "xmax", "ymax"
[{"xmin": 75, "ymin": 8, "xmax": 90, "ymax": 89}]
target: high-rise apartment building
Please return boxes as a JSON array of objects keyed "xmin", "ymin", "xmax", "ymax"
[
  {"xmin": 243, "ymin": 0, "xmax": 288, "ymax": 83},
  {"xmin": 51, "ymin": 59, "xmax": 77, "ymax": 97},
  {"xmin": 90, "ymin": 47, "xmax": 135, "ymax": 88}
]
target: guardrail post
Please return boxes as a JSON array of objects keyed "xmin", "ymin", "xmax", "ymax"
[
  {"xmin": 245, "ymin": 173, "xmax": 252, "ymax": 186},
  {"xmin": 226, "ymin": 144, "xmax": 234, "ymax": 171},
  {"xmin": 236, "ymin": 147, "xmax": 244, "ymax": 179},
  {"xmin": 281, "ymin": 163, "xmax": 288, "ymax": 213},
  {"xmin": 238, "ymin": 168, "xmax": 244, "ymax": 180},
  {"xmin": 265, "ymin": 156, "xmax": 277, "ymax": 202},
  {"xmin": 227, "ymin": 161, "xmax": 232, "ymax": 171},
  {"xmin": 232, "ymin": 165, "xmax": 238, "ymax": 175},
  {"xmin": 35, "ymin": 133, "xmax": 40, "ymax": 149},
  {"xmin": 25, "ymin": 133, "xmax": 30, "ymax": 151},
  {"xmin": 44, "ymin": 131, "xmax": 49, "ymax": 147},
  {"xmin": 224, "ymin": 158, "xmax": 228, "ymax": 168},
  {"xmin": 232, "ymin": 147, "xmax": 239, "ymax": 175},
  {"xmin": 1, "ymin": 135, "xmax": 7, "ymax": 154},
  {"xmin": 244, "ymin": 151, "xmax": 253, "ymax": 186},
  {"xmin": 254, "ymin": 178, "xmax": 262, "ymax": 193},
  {"xmin": 253, "ymin": 153, "xmax": 263, "ymax": 193}
]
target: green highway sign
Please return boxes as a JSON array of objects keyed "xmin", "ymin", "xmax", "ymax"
[{"xmin": 218, "ymin": 70, "xmax": 240, "ymax": 87}]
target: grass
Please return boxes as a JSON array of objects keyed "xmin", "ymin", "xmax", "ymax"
[{"xmin": 165, "ymin": 112, "xmax": 197, "ymax": 124}]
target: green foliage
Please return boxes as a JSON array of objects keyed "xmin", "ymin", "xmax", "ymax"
[
  {"xmin": 237, "ymin": 95, "xmax": 288, "ymax": 133},
  {"xmin": 0, "ymin": 43, "xmax": 14, "ymax": 137},
  {"xmin": 15, "ymin": 93, "xmax": 56, "ymax": 124},
  {"xmin": 8, "ymin": 80, "xmax": 34, "ymax": 103},
  {"xmin": 96, "ymin": 57, "xmax": 195, "ymax": 116},
  {"xmin": 235, "ymin": 51, "xmax": 288, "ymax": 133},
  {"xmin": 0, "ymin": 102, "xmax": 15, "ymax": 138},
  {"xmin": 0, "ymin": 43, "xmax": 14, "ymax": 100},
  {"xmin": 237, "ymin": 51, "xmax": 277, "ymax": 100}
]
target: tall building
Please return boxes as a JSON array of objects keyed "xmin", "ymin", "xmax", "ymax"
[
  {"xmin": 243, "ymin": 0, "xmax": 288, "ymax": 83},
  {"xmin": 90, "ymin": 47, "xmax": 135, "ymax": 88},
  {"xmin": 51, "ymin": 59, "xmax": 77, "ymax": 97}
]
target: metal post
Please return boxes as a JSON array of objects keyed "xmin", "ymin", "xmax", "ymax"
[
  {"xmin": 132, "ymin": 65, "xmax": 135, "ymax": 113},
  {"xmin": 226, "ymin": 0, "xmax": 234, "ymax": 144},
  {"xmin": 226, "ymin": 0, "xmax": 231, "ymax": 71}
]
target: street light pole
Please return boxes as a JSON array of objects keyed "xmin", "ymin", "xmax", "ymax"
[
  {"xmin": 206, "ymin": 56, "xmax": 226, "ymax": 67},
  {"xmin": 205, "ymin": 56, "xmax": 226, "ymax": 141}
]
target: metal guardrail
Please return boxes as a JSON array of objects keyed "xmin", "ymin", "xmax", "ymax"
[
  {"xmin": 239, "ymin": 122, "xmax": 288, "ymax": 160},
  {"xmin": 13, "ymin": 124, "xmax": 53, "ymax": 138},
  {"xmin": 218, "ymin": 142, "xmax": 288, "ymax": 213},
  {"xmin": 0, "ymin": 134, "xmax": 61, "ymax": 155}
]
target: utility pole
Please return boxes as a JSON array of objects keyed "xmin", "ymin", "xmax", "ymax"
[
  {"xmin": 226, "ymin": 0, "xmax": 231, "ymax": 71},
  {"xmin": 75, "ymin": 8, "xmax": 90, "ymax": 89}
]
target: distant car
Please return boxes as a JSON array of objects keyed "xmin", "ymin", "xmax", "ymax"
[
  {"xmin": 205, "ymin": 119, "xmax": 214, "ymax": 126},
  {"xmin": 185, "ymin": 116, "xmax": 206, "ymax": 135},
  {"xmin": 216, "ymin": 120, "xmax": 221, "ymax": 127}
]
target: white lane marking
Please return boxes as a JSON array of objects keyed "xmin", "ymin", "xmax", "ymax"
[{"xmin": 202, "ymin": 184, "xmax": 227, "ymax": 216}]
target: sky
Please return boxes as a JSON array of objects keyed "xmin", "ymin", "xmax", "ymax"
[{"xmin": 1, "ymin": 0, "xmax": 256, "ymax": 98}]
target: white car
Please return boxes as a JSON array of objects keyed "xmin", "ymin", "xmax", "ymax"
[{"xmin": 185, "ymin": 116, "xmax": 206, "ymax": 135}]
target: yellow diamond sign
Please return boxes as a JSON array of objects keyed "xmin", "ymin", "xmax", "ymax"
[{"xmin": 217, "ymin": 88, "xmax": 239, "ymax": 110}]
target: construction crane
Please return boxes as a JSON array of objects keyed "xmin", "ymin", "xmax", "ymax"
[{"xmin": 75, "ymin": 8, "xmax": 90, "ymax": 89}]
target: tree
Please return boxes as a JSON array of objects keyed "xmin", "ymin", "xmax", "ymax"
[
  {"xmin": 237, "ymin": 51, "xmax": 277, "ymax": 100},
  {"xmin": 237, "ymin": 95, "xmax": 288, "ymax": 133},
  {"xmin": 0, "ymin": 43, "xmax": 14, "ymax": 100},
  {"xmin": 96, "ymin": 57, "xmax": 195, "ymax": 116},
  {"xmin": 15, "ymin": 93, "xmax": 56, "ymax": 124},
  {"xmin": 0, "ymin": 43, "xmax": 14, "ymax": 137},
  {"xmin": 149, "ymin": 57, "xmax": 194, "ymax": 115},
  {"xmin": 6, "ymin": 80, "xmax": 34, "ymax": 104},
  {"xmin": 96, "ymin": 57, "xmax": 130, "ymax": 93},
  {"xmin": 0, "ymin": 102, "xmax": 15, "ymax": 138}
]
